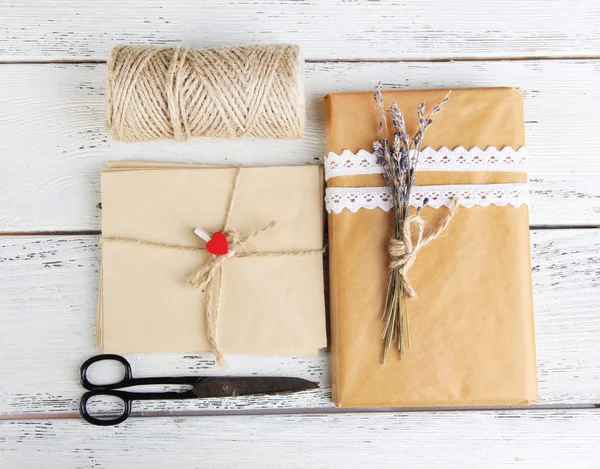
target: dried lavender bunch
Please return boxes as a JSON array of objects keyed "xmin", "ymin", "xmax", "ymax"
[{"xmin": 373, "ymin": 85, "xmax": 450, "ymax": 362}]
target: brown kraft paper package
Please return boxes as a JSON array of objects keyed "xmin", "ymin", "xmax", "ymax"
[
  {"xmin": 98, "ymin": 164, "xmax": 327, "ymax": 358},
  {"xmin": 325, "ymin": 88, "xmax": 537, "ymax": 407}
]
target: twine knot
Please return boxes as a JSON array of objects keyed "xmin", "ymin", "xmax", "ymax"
[
  {"xmin": 224, "ymin": 230, "xmax": 241, "ymax": 250},
  {"xmin": 186, "ymin": 228, "xmax": 255, "ymax": 290},
  {"xmin": 184, "ymin": 220, "xmax": 277, "ymax": 367},
  {"xmin": 388, "ymin": 200, "xmax": 460, "ymax": 300}
]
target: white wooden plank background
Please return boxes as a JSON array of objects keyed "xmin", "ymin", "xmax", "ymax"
[
  {"xmin": 1, "ymin": 0, "xmax": 600, "ymax": 61},
  {"xmin": 2, "ymin": 410, "xmax": 600, "ymax": 468},
  {"xmin": 1, "ymin": 60, "xmax": 600, "ymax": 232},
  {"xmin": 2, "ymin": 0, "xmax": 600, "ymax": 467},
  {"xmin": 0, "ymin": 228, "xmax": 598, "ymax": 416}
]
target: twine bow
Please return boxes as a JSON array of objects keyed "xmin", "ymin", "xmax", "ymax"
[
  {"xmin": 185, "ymin": 219, "xmax": 280, "ymax": 367},
  {"xmin": 388, "ymin": 199, "xmax": 460, "ymax": 299},
  {"xmin": 100, "ymin": 165, "xmax": 324, "ymax": 368}
]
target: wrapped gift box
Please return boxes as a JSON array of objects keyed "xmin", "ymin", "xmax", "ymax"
[
  {"xmin": 325, "ymin": 88, "xmax": 537, "ymax": 407},
  {"xmin": 97, "ymin": 163, "xmax": 327, "ymax": 359}
]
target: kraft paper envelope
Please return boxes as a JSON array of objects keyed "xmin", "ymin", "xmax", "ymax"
[
  {"xmin": 325, "ymin": 88, "xmax": 537, "ymax": 407},
  {"xmin": 97, "ymin": 164, "xmax": 327, "ymax": 357}
]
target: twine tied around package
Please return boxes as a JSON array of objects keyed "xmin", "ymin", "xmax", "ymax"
[
  {"xmin": 388, "ymin": 199, "xmax": 460, "ymax": 299},
  {"xmin": 107, "ymin": 44, "xmax": 305, "ymax": 142},
  {"xmin": 100, "ymin": 166, "xmax": 324, "ymax": 367}
]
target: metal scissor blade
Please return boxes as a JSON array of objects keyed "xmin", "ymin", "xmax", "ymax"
[{"xmin": 192, "ymin": 377, "xmax": 319, "ymax": 398}]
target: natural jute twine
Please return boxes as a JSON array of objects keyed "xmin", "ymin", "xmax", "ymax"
[
  {"xmin": 101, "ymin": 166, "xmax": 324, "ymax": 367},
  {"xmin": 388, "ymin": 199, "xmax": 459, "ymax": 299},
  {"xmin": 106, "ymin": 44, "xmax": 305, "ymax": 142}
]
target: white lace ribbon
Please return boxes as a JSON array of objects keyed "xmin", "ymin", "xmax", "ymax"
[
  {"xmin": 325, "ymin": 183, "xmax": 529, "ymax": 214},
  {"xmin": 325, "ymin": 146, "xmax": 528, "ymax": 180}
]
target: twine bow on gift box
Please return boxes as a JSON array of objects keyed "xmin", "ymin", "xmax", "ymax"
[
  {"xmin": 388, "ymin": 199, "xmax": 459, "ymax": 299},
  {"xmin": 101, "ymin": 166, "xmax": 325, "ymax": 367}
]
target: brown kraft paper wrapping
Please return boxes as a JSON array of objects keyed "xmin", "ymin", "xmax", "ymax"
[
  {"xmin": 98, "ymin": 165, "xmax": 327, "ymax": 357},
  {"xmin": 325, "ymin": 88, "xmax": 537, "ymax": 407}
]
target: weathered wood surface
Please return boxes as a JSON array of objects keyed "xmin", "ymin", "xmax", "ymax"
[
  {"xmin": 2, "ymin": 2, "xmax": 600, "ymax": 465},
  {"xmin": 1, "ymin": 60, "xmax": 600, "ymax": 232},
  {"xmin": 2, "ymin": 410, "xmax": 600, "ymax": 468},
  {"xmin": 2, "ymin": 0, "xmax": 600, "ymax": 61},
  {"xmin": 0, "ymin": 228, "xmax": 598, "ymax": 416}
]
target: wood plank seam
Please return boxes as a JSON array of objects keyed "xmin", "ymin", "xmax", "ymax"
[
  {"xmin": 3, "ymin": 226, "xmax": 600, "ymax": 237},
  {"xmin": 2, "ymin": 56, "xmax": 600, "ymax": 66},
  {"xmin": 3, "ymin": 402, "xmax": 600, "ymax": 423}
]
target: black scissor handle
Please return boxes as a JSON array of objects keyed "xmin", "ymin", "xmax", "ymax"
[
  {"xmin": 80, "ymin": 354, "xmax": 133, "ymax": 391},
  {"xmin": 80, "ymin": 389, "xmax": 132, "ymax": 426}
]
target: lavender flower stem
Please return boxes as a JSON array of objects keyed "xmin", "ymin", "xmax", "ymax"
[{"xmin": 373, "ymin": 86, "xmax": 451, "ymax": 362}]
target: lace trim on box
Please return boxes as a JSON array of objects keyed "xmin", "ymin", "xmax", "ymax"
[
  {"xmin": 324, "ymin": 146, "xmax": 528, "ymax": 180},
  {"xmin": 325, "ymin": 183, "xmax": 529, "ymax": 214}
]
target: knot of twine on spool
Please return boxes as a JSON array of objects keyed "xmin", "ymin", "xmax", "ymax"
[
  {"xmin": 107, "ymin": 44, "xmax": 305, "ymax": 142},
  {"xmin": 100, "ymin": 166, "xmax": 324, "ymax": 368},
  {"xmin": 388, "ymin": 199, "xmax": 460, "ymax": 299}
]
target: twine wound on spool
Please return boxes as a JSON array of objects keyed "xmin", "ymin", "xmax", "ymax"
[
  {"xmin": 107, "ymin": 44, "xmax": 305, "ymax": 142},
  {"xmin": 100, "ymin": 166, "xmax": 325, "ymax": 367}
]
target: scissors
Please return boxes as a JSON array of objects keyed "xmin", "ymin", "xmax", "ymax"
[{"xmin": 80, "ymin": 354, "xmax": 319, "ymax": 426}]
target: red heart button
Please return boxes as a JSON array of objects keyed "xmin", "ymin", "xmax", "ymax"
[{"xmin": 205, "ymin": 232, "xmax": 229, "ymax": 255}]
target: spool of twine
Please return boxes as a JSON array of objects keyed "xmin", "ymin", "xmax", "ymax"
[{"xmin": 106, "ymin": 44, "xmax": 305, "ymax": 142}]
